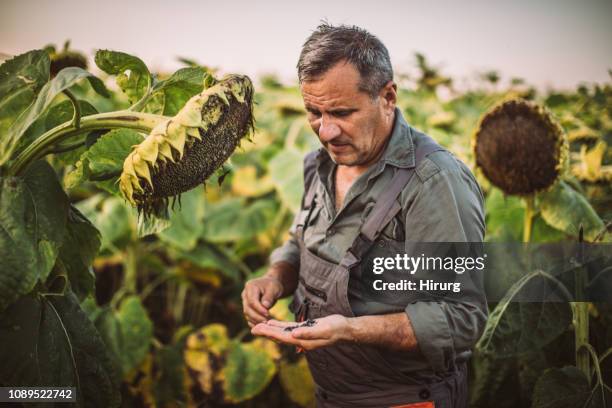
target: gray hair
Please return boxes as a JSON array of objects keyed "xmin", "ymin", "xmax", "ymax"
[{"xmin": 297, "ymin": 23, "xmax": 394, "ymax": 98}]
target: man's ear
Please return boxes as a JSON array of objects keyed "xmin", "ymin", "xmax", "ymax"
[{"xmin": 379, "ymin": 81, "xmax": 397, "ymax": 113}]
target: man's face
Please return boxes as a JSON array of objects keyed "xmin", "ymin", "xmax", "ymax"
[{"xmin": 300, "ymin": 61, "xmax": 396, "ymax": 167}]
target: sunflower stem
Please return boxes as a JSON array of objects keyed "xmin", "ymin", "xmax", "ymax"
[
  {"xmin": 7, "ymin": 111, "xmax": 167, "ymax": 176},
  {"xmin": 62, "ymin": 89, "xmax": 81, "ymax": 129},
  {"xmin": 124, "ymin": 244, "xmax": 138, "ymax": 294},
  {"xmin": 573, "ymin": 227, "xmax": 591, "ymax": 384},
  {"xmin": 523, "ymin": 195, "xmax": 535, "ymax": 243}
]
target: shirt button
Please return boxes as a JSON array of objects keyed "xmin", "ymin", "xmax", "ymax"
[
  {"xmin": 326, "ymin": 228, "xmax": 335, "ymax": 237},
  {"xmin": 419, "ymin": 388, "xmax": 431, "ymax": 399}
]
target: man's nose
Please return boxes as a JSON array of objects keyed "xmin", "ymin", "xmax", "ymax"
[{"xmin": 318, "ymin": 115, "xmax": 341, "ymax": 142}]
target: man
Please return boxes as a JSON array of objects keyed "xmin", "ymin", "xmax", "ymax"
[{"xmin": 242, "ymin": 23, "xmax": 487, "ymax": 408}]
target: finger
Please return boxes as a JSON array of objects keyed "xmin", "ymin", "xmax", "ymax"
[
  {"xmin": 243, "ymin": 290, "xmax": 269, "ymax": 322},
  {"xmin": 244, "ymin": 285, "xmax": 270, "ymax": 317},
  {"xmin": 292, "ymin": 327, "xmax": 328, "ymax": 340},
  {"xmin": 245, "ymin": 315, "xmax": 260, "ymax": 328},
  {"xmin": 243, "ymin": 303, "xmax": 268, "ymax": 324},
  {"xmin": 265, "ymin": 319, "xmax": 295, "ymax": 328},
  {"xmin": 260, "ymin": 289, "xmax": 278, "ymax": 309},
  {"xmin": 252, "ymin": 324, "xmax": 301, "ymax": 345}
]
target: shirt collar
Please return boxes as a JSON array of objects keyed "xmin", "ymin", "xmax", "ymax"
[{"xmin": 315, "ymin": 107, "xmax": 416, "ymax": 171}]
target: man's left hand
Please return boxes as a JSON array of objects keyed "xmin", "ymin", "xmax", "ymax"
[{"xmin": 251, "ymin": 314, "xmax": 351, "ymax": 350}]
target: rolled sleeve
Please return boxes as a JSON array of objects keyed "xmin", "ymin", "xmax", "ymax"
[
  {"xmin": 405, "ymin": 301, "xmax": 453, "ymax": 372},
  {"xmin": 405, "ymin": 300, "xmax": 488, "ymax": 372},
  {"xmin": 403, "ymin": 160, "xmax": 488, "ymax": 372}
]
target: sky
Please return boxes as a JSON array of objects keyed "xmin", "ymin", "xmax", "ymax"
[{"xmin": 1, "ymin": 0, "xmax": 611, "ymax": 90}]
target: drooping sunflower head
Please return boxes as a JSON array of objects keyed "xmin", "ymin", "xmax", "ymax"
[
  {"xmin": 473, "ymin": 98, "xmax": 567, "ymax": 196},
  {"xmin": 50, "ymin": 52, "xmax": 88, "ymax": 77},
  {"xmin": 119, "ymin": 74, "xmax": 254, "ymax": 217}
]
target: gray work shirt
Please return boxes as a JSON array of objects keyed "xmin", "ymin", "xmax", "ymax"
[{"xmin": 270, "ymin": 108, "xmax": 488, "ymax": 374}]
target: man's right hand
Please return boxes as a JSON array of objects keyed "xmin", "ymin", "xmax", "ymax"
[{"xmin": 241, "ymin": 276, "xmax": 284, "ymax": 327}]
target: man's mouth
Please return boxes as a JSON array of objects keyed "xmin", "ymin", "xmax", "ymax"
[{"xmin": 327, "ymin": 142, "xmax": 352, "ymax": 154}]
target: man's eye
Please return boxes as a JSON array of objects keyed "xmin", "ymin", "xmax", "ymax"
[
  {"xmin": 333, "ymin": 111, "xmax": 352, "ymax": 117},
  {"xmin": 308, "ymin": 110, "xmax": 321, "ymax": 118}
]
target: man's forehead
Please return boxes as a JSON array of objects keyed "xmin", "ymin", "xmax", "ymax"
[{"xmin": 300, "ymin": 63, "xmax": 365, "ymax": 107}]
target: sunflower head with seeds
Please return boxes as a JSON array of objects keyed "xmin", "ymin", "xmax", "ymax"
[
  {"xmin": 119, "ymin": 74, "xmax": 254, "ymax": 217},
  {"xmin": 473, "ymin": 98, "xmax": 567, "ymax": 196}
]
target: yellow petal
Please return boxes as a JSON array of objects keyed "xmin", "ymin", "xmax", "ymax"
[
  {"xmin": 138, "ymin": 137, "xmax": 159, "ymax": 163},
  {"xmin": 174, "ymin": 95, "xmax": 204, "ymax": 127},
  {"xmin": 187, "ymin": 127, "xmax": 202, "ymax": 141},
  {"xmin": 123, "ymin": 153, "xmax": 137, "ymax": 178},
  {"xmin": 133, "ymin": 153, "xmax": 153, "ymax": 189},
  {"xmin": 119, "ymin": 174, "xmax": 135, "ymax": 204},
  {"xmin": 216, "ymin": 90, "xmax": 229, "ymax": 106},
  {"xmin": 165, "ymin": 121, "xmax": 187, "ymax": 158},
  {"xmin": 158, "ymin": 141, "xmax": 175, "ymax": 162}
]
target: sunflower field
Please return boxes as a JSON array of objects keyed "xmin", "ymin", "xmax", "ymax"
[{"xmin": 0, "ymin": 43, "xmax": 610, "ymax": 407}]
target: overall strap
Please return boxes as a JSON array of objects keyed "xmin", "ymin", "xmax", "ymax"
[{"xmin": 341, "ymin": 135, "xmax": 444, "ymax": 269}]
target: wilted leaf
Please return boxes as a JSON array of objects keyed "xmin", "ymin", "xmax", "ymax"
[
  {"xmin": 268, "ymin": 148, "xmax": 304, "ymax": 213},
  {"xmin": 22, "ymin": 161, "xmax": 69, "ymax": 278},
  {"xmin": 231, "ymin": 165, "xmax": 274, "ymax": 197},
  {"xmin": 148, "ymin": 67, "xmax": 210, "ymax": 116},
  {"xmin": 531, "ymin": 366, "xmax": 602, "ymax": 408},
  {"xmin": 0, "ymin": 179, "xmax": 42, "ymax": 312},
  {"xmin": 46, "ymin": 98, "xmax": 99, "ymax": 130},
  {"xmin": 3, "ymin": 67, "xmax": 105, "ymax": 165},
  {"xmin": 477, "ymin": 271, "xmax": 572, "ymax": 356},
  {"xmin": 0, "ymin": 50, "xmax": 49, "ymax": 164},
  {"xmin": 154, "ymin": 343, "xmax": 188, "ymax": 406},
  {"xmin": 94, "ymin": 296, "xmax": 153, "ymax": 376},
  {"xmin": 248, "ymin": 338, "xmax": 281, "ymax": 361},
  {"xmin": 279, "ymin": 356, "xmax": 316, "ymax": 408},
  {"xmin": 0, "ymin": 292, "xmax": 121, "ymax": 407},
  {"xmin": 95, "ymin": 50, "xmax": 151, "ymax": 104},
  {"xmin": 572, "ymin": 141, "xmax": 612, "ymax": 183},
  {"xmin": 116, "ymin": 296, "xmax": 153, "ymax": 374},
  {"xmin": 158, "ymin": 186, "xmax": 205, "ymax": 251},
  {"xmin": 219, "ymin": 341, "xmax": 276, "ymax": 403},
  {"xmin": 174, "ymin": 242, "xmax": 243, "ymax": 282},
  {"xmin": 202, "ymin": 198, "xmax": 278, "ymax": 243},
  {"xmin": 77, "ymin": 196, "xmax": 134, "ymax": 252},
  {"xmin": 66, "ymin": 129, "xmax": 144, "ymax": 195},
  {"xmin": 57, "ymin": 205, "xmax": 101, "ymax": 300},
  {"xmin": 485, "ymin": 188, "xmax": 524, "ymax": 242},
  {"xmin": 186, "ymin": 324, "xmax": 230, "ymax": 357},
  {"xmin": 184, "ymin": 349, "xmax": 211, "ymax": 372},
  {"xmin": 539, "ymin": 181, "xmax": 604, "ymax": 241},
  {"xmin": 0, "ymin": 161, "xmax": 68, "ymax": 312}
]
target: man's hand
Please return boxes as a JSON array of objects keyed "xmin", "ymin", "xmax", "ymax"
[
  {"xmin": 251, "ymin": 314, "xmax": 350, "ymax": 350},
  {"xmin": 241, "ymin": 276, "xmax": 284, "ymax": 327},
  {"xmin": 252, "ymin": 313, "xmax": 419, "ymax": 351}
]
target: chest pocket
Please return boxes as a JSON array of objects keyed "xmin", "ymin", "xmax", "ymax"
[{"xmin": 360, "ymin": 201, "xmax": 405, "ymax": 242}]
